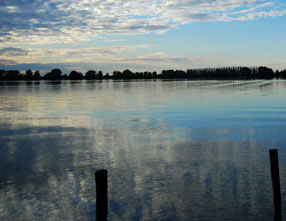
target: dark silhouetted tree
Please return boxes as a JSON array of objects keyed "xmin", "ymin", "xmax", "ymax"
[
  {"xmin": 113, "ymin": 71, "xmax": 122, "ymax": 79},
  {"xmin": 278, "ymin": 70, "xmax": 286, "ymax": 79},
  {"xmin": 122, "ymin": 69, "xmax": 133, "ymax": 79},
  {"xmin": 240, "ymin": 67, "xmax": 251, "ymax": 77},
  {"xmin": 86, "ymin": 70, "xmax": 96, "ymax": 80},
  {"xmin": 33, "ymin": 70, "xmax": 41, "ymax": 80},
  {"xmin": 152, "ymin": 71, "xmax": 157, "ymax": 78},
  {"xmin": 104, "ymin": 73, "xmax": 110, "ymax": 79},
  {"xmin": 98, "ymin": 71, "xmax": 103, "ymax": 79},
  {"xmin": 62, "ymin": 74, "xmax": 68, "ymax": 80},
  {"xmin": 69, "ymin": 70, "xmax": 83, "ymax": 80},
  {"xmin": 44, "ymin": 68, "xmax": 62, "ymax": 80},
  {"xmin": 26, "ymin": 69, "xmax": 33, "ymax": 80},
  {"xmin": 258, "ymin": 66, "xmax": 274, "ymax": 79},
  {"xmin": 0, "ymin": 70, "xmax": 6, "ymax": 80},
  {"xmin": 5, "ymin": 70, "xmax": 23, "ymax": 80}
]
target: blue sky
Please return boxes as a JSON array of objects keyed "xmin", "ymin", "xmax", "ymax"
[{"xmin": 0, "ymin": 0, "xmax": 286, "ymax": 74}]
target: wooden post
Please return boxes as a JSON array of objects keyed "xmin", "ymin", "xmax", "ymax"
[
  {"xmin": 95, "ymin": 169, "xmax": 108, "ymax": 221},
  {"xmin": 269, "ymin": 149, "xmax": 281, "ymax": 220}
]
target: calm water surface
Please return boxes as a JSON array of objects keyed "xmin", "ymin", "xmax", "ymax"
[{"xmin": 0, "ymin": 80, "xmax": 286, "ymax": 220}]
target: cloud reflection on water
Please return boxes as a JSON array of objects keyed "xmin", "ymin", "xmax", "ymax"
[{"xmin": 1, "ymin": 122, "xmax": 286, "ymax": 220}]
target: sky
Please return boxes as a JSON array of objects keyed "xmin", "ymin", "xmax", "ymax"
[{"xmin": 0, "ymin": 0, "xmax": 286, "ymax": 74}]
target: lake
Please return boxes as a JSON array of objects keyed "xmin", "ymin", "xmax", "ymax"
[{"xmin": 1, "ymin": 80, "xmax": 286, "ymax": 220}]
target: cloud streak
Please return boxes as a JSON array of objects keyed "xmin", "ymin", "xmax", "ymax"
[{"xmin": 0, "ymin": 0, "xmax": 285, "ymax": 44}]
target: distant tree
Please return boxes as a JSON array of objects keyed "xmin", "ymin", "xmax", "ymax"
[
  {"xmin": 162, "ymin": 70, "xmax": 175, "ymax": 78},
  {"xmin": 152, "ymin": 71, "xmax": 157, "ymax": 78},
  {"xmin": 86, "ymin": 70, "xmax": 96, "ymax": 80},
  {"xmin": 98, "ymin": 71, "xmax": 103, "ymax": 79},
  {"xmin": 26, "ymin": 69, "xmax": 33, "ymax": 80},
  {"xmin": 175, "ymin": 70, "xmax": 186, "ymax": 78},
  {"xmin": 5, "ymin": 70, "xmax": 23, "ymax": 80},
  {"xmin": 258, "ymin": 66, "xmax": 274, "ymax": 79},
  {"xmin": 240, "ymin": 67, "xmax": 251, "ymax": 79},
  {"xmin": 104, "ymin": 73, "xmax": 110, "ymax": 79},
  {"xmin": 0, "ymin": 70, "xmax": 6, "ymax": 80},
  {"xmin": 122, "ymin": 69, "xmax": 133, "ymax": 79},
  {"xmin": 62, "ymin": 74, "xmax": 69, "ymax": 80},
  {"xmin": 278, "ymin": 69, "xmax": 286, "ymax": 79},
  {"xmin": 51, "ymin": 69, "xmax": 62, "ymax": 79},
  {"xmin": 113, "ymin": 71, "xmax": 122, "ymax": 79},
  {"xmin": 43, "ymin": 68, "xmax": 62, "ymax": 80},
  {"xmin": 69, "ymin": 70, "xmax": 83, "ymax": 80},
  {"xmin": 43, "ymin": 72, "xmax": 51, "ymax": 80},
  {"xmin": 33, "ymin": 70, "xmax": 41, "ymax": 80}
]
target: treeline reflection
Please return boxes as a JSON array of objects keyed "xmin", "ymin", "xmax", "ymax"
[{"xmin": 1, "ymin": 66, "xmax": 286, "ymax": 81}]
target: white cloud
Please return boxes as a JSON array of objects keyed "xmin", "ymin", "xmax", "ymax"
[
  {"xmin": 0, "ymin": 45, "xmax": 152, "ymax": 64},
  {"xmin": 0, "ymin": 0, "xmax": 285, "ymax": 44}
]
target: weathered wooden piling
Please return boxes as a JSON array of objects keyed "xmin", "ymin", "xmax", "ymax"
[
  {"xmin": 269, "ymin": 149, "xmax": 281, "ymax": 220},
  {"xmin": 95, "ymin": 169, "xmax": 108, "ymax": 221}
]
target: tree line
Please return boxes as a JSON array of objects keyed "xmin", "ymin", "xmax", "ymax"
[{"xmin": 1, "ymin": 66, "xmax": 286, "ymax": 81}]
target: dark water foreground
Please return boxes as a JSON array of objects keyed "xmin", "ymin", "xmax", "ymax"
[{"xmin": 1, "ymin": 80, "xmax": 286, "ymax": 220}]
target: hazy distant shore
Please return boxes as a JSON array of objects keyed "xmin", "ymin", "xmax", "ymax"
[{"xmin": 1, "ymin": 66, "xmax": 286, "ymax": 81}]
